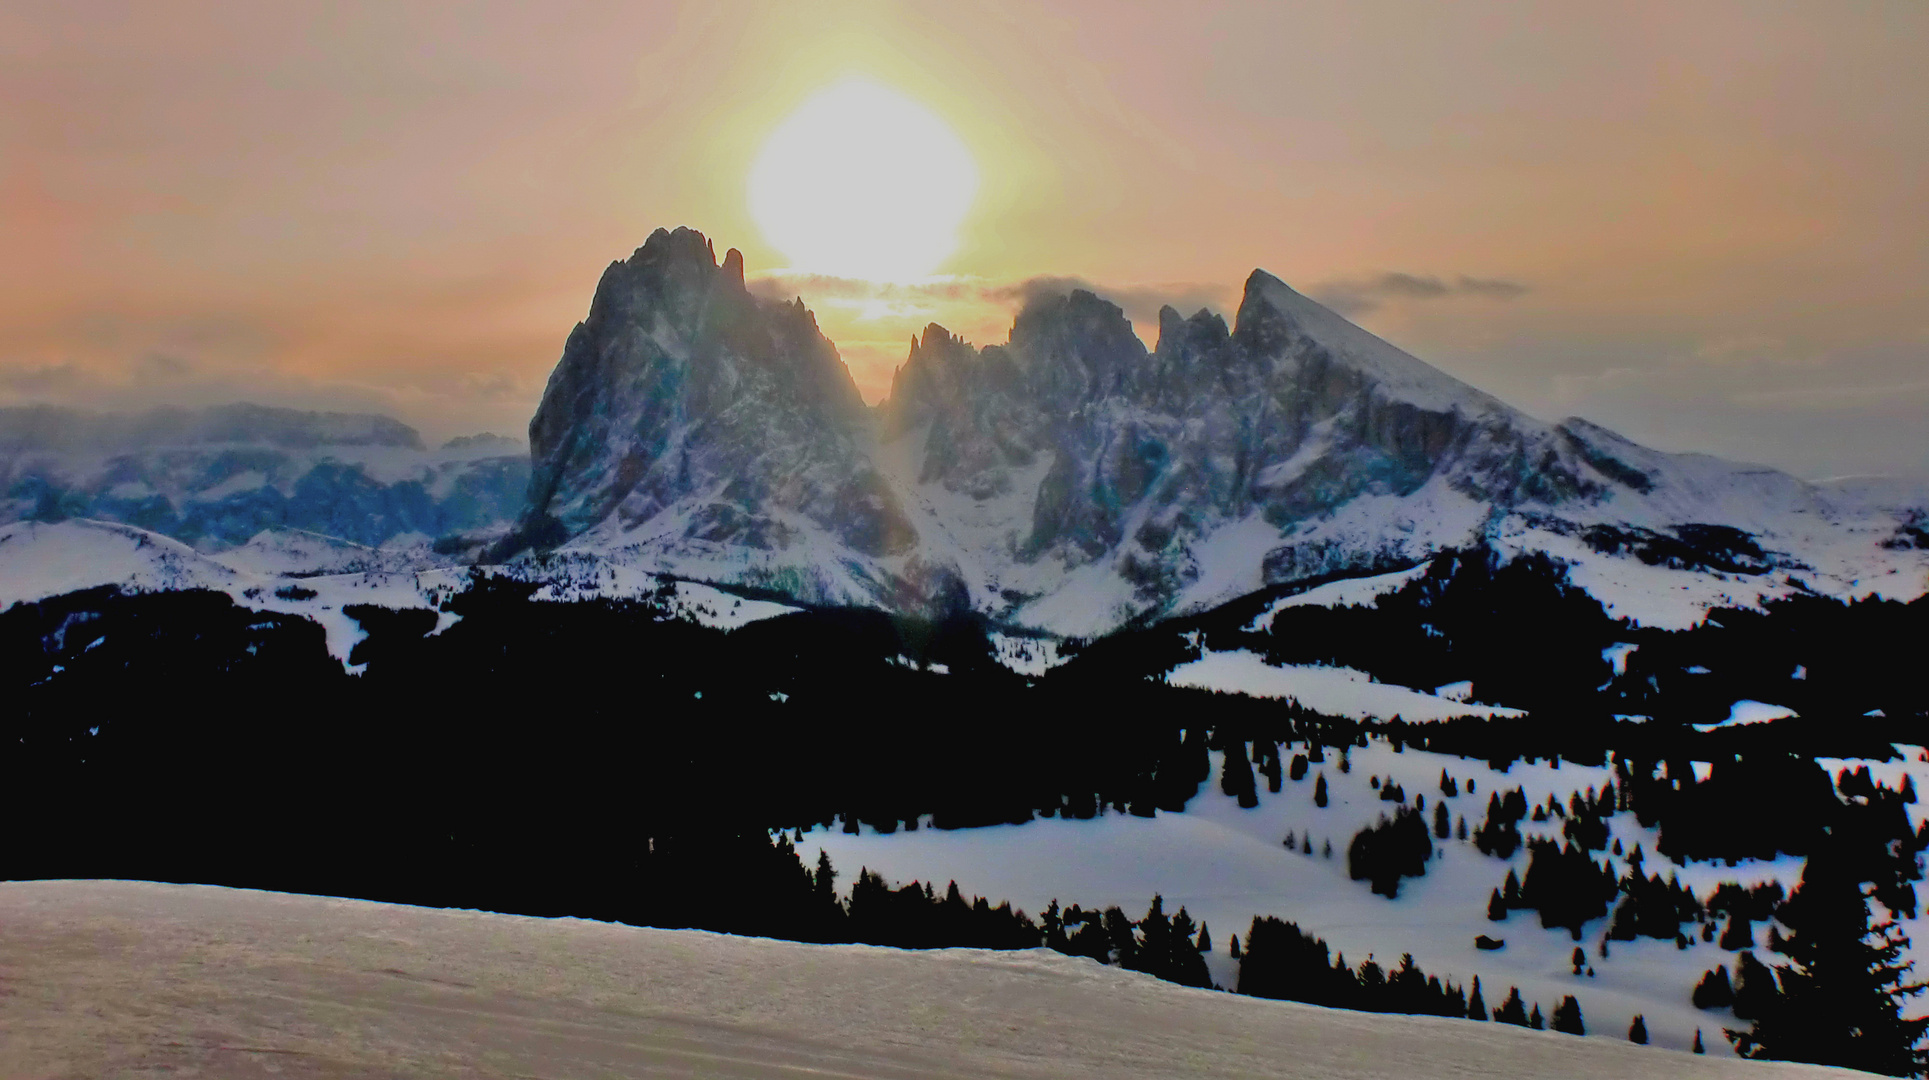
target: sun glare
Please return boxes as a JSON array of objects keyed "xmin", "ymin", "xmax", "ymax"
[{"xmin": 748, "ymin": 80, "xmax": 979, "ymax": 282}]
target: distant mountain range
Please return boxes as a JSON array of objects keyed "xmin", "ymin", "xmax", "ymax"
[{"xmin": 0, "ymin": 403, "xmax": 527, "ymax": 551}]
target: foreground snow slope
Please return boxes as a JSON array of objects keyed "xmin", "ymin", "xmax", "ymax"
[{"xmin": 0, "ymin": 881, "xmax": 1855, "ymax": 1080}]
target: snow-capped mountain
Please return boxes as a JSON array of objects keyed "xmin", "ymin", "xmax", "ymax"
[
  {"xmin": 0, "ymin": 403, "xmax": 528, "ymax": 552},
  {"xmin": 504, "ymin": 227, "xmax": 1929, "ymax": 635}
]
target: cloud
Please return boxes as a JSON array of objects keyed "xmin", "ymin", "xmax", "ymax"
[
  {"xmin": 749, "ymin": 271, "xmax": 1235, "ymax": 345},
  {"xmin": 134, "ymin": 352, "xmax": 194, "ymax": 382},
  {"xmin": 1310, "ymin": 273, "xmax": 1529, "ymax": 316},
  {"xmin": 0, "ymin": 362, "xmax": 88, "ymax": 394},
  {"xmin": 981, "ymin": 276, "xmax": 1236, "ymax": 330}
]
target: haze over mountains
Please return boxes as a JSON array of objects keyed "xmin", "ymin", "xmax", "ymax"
[{"xmin": 0, "ymin": 402, "xmax": 527, "ymax": 552}]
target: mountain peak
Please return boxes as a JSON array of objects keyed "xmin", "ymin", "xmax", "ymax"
[{"xmin": 1237, "ymin": 269, "xmax": 1508, "ymax": 418}]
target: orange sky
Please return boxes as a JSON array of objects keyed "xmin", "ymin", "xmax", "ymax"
[{"xmin": 1, "ymin": 0, "xmax": 1925, "ymax": 476}]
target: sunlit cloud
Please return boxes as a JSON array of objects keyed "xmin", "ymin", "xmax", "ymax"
[{"xmin": 1310, "ymin": 273, "xmax": 1530, "ymax": 317}]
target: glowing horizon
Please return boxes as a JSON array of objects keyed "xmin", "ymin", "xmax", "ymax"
[{"xmin": 0, "ymin": 2, "xmax": 1924, "ymax": 478}]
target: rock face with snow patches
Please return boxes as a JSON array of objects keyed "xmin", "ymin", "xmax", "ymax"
[
  {"xmin": 513, "ymin": 227, "xmax": 926, "ymax": 601},
  {"xmin": 502, "ymin": 228, "xmax": 1929, "ymax": 632},
  {"xmin": 508, "ymin": 227, "xmax": 1928, "ymax": 633}
]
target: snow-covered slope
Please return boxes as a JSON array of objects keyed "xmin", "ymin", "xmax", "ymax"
[
  {"xmin": 1166, "ymin": 650, "xmax": 1527, "ymax": 720},
  {"xmin": 805, "ymin": 739, "xmax": 1929, "ymax": 1061},
  {"xmin": 0, "ymin": 880, "xmax": 1860, "ymax": 1078},
  {"xmin": 504, "ymin": 228, "xmax": 1928, "ymax": 636},
  {"xmin": 0, "ymin": 518, "xmax": 797, "ymax": 671}
]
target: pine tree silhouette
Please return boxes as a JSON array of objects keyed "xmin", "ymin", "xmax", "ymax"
[
  {"xmin": 1494, "ymin": 986, "xmax": 1529, "ymax": 1026},
  {"xmin": 1721, "ymin": 912, "xmax": 1756, "ymax": 950},
  {"xmin": 1693, "ymin": 965, "xmax": 1734, "ymax": 1009},
  {"xmin": 1552, "ymin": 995, "xmax": 1585, "ymax": 1035},
  {"xmin": 1221, "ymin": 743, "xmax": 1258, "ymax": 808},
  {"xmin": 1728, "ymin": 844, "xmax": 1929, "ymax": 1075}
]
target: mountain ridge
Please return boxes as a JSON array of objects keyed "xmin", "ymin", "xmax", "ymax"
[{"xmin": 501, "ymin": 226, "xmax": 1927, "ymax": 634}]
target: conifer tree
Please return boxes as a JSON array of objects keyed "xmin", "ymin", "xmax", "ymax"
[
  {"xmin": 1196, "ymin": 922, "xmax": 1211, "ymax": 953},
  {"xmin": 1042, "ymin": 899, "xmax": 1069, "ymax": 952},
  {"xmin": 1494, "ymin": 986, "xmax": 1529, "ymax": 1026},
  {"xmin": 1103, "ymin": 906, "xmax": 1138, "ymax": 969},
  {"xmin": 1467, "ymin": 977, "xmax": 1487, "ymax": 1021},
  {"xmin": 1435, "ymin": 800, "xmax": 1451, "ymax": 839},
  {"xmin": 1629, "ymin": 1015, "xmax": 1648, "ymax": 1044},
  {"xmin": 815, "ymin": 849, "xmax": 837, "ymax": 903},
  {"xmin": 1728, "ymin": 846, "xmax": 1929, "ymax": 1075},
  {"xmin": 1552, "ymin": 995, "xmax": 1586, "ymax": 1035},
  {"xmin": 1222, "ymin": 743, "xmax": 1258, "ymax": 808},
  {"xmin": 1694, "ymin": 1028, "xmax": 1706, "ymax": 1054},
  {"xmin": 1164, "ymin": 905, "xmax": 1212, "ymax": 988},
  {"xmin": 1487, "ymin": 888, "xmax": 1507, "ymax": 921},
  {"xmin": 1530, "ymin": 1003, "xmax": 1545, "ymax": 1030},
  {"xmin": 1229, "ymin": 932, "xmax": 1241, "ymax": 960},
  {"xmin": 1721, "ymin": 912, "xmax": 1755, "ymax": 950},
  {"xmin": 1135, "ymin": 894, "xmax": 1171, "ymax": 974},
  {"xmin": 1730, "ymin": 950, "xmax": 1777, "ymax": 1021},
  {"xmin": 1693, "ymin": 965, "xmax": 1735, "ymax": 1009},
  {"xmin": 1314, "ymin": 772, "xmax": 1329, "ymax": 808}
]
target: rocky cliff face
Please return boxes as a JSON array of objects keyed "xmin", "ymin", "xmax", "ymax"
[
  {"xmin": 514, "ymin": 228, "xmax": 919, "ymax": 599},
  {"xmin": 512, "ymin": 228, "xmax": 1929, "ymax": 633}
]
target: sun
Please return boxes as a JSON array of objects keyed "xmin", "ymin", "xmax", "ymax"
[{"xmin": 748, "ymin": 79, "xmax": 979, "ymax": 282}]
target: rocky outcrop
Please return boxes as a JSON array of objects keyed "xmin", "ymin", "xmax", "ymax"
[
  {"xmin": 875, "ymin": 272, "xmax": 1627, "ymax": 603},
  {"xmin": 515, "ymin": 227, "xmax": 916, "ymax": 565}
]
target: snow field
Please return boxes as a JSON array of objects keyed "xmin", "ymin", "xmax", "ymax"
[
  {"xmin": 1, "ymin": 880, "xmax": 1860, "ymax": 1079},
  {"xmin": 803, "ymin": 739, "xmax": 1929, "ymax": 1059},
  {"xmin": 1165, "ymin": 649, "xmax": 1527, "ymax": 721}
]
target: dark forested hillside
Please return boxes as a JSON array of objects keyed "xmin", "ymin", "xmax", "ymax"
[{"xmin": 5, "ymin": 558, "xmax": 1925, "ymax": 915}]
